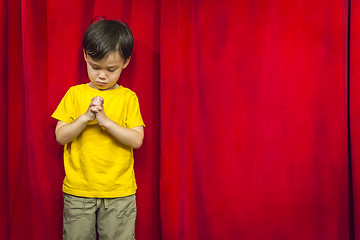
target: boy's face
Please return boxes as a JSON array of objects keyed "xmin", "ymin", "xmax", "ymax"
[{"xmin": 84, "ymin": 50, "xmax": 130, "ymax": 91}]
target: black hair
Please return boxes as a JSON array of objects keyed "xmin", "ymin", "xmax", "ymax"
[{"xmin": 83, "ymin": 19, "xmax": 133, "ymax": 60}]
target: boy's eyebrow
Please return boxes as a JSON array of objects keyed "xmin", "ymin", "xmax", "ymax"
[
  {"xmin": 89, "ymin": 62, "xmax": 120, "ymax": 69},
  {"xmin": 88, "ymin": 60, "xmax": 118, "ymax": 67},
  {"xmin": 89, "ymin": 62, "xmax": 100, "ymax": 66},
  {"xmin": 107, "ymin": 65, "xmax": 120, "ymax": 68}
]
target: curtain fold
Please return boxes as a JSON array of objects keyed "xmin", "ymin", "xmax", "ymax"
[
  {"xmin": 2, "ymin": 0, "xmax": 161, "ymax": 239},
  {"xmin": 160, "ymin": 0, "xmax": 350, "ymax": 239},
  {"xmin": 350, "ymin": 0, "xmax": 360, "ymax": 239},
  {"xmin": 1, "ymin": 0, "xmax": 357, "ymax": 239},
  {"xmin": 0, "ymin": 0, "xmax": 8, "ymax": 238}
]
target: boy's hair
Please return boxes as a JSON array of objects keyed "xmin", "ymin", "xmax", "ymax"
[{"xmin": 83, "ymin": 19, "xmax": 134, "ymax": 60}]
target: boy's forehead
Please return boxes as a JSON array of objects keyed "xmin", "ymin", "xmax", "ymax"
[{"xmin": 87, "ymin": 51, "xmax": 124, "ymax": 65}]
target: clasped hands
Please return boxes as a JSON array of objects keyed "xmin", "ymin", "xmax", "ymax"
[{"xmin": 86, "ymin": 96, "xmax": 109, "ymax": 126}]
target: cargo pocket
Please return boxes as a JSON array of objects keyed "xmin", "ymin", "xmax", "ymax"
[
  {"xmin": 116, "ymin": 195, "xmax": 137, "ymax": 221},
  {"xmin": 63, "ymin": 193, "xmax": 85, "ymax": 220}
]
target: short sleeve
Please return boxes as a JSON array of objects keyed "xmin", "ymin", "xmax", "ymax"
[
  {"xmin": 125, "ymin": 94, "xmax": 145, "ymax": 129},
  {"xmin": 51, "ymin": 88, "xmax": 75, "ymax": 123}
]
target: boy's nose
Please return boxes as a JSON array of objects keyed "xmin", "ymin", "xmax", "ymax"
[{"xmin": 98, "ymin": 71, "xmax": 106, "ymax": 79}]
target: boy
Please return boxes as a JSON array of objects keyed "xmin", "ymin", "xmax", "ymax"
[{"xmin": 52, "ymin": 19, "xmax": 144, "ymax": 240}]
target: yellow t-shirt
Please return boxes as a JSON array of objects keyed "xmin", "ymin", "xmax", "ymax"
[{"xmin": 52, "ymin": 84, "xmax": 145, "ymax": 198}]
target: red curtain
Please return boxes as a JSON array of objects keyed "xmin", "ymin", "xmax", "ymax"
[
  {"xmin": 351, "ymin": 0, "xmax": 360, "ymax": 239},
  {"xmin": 1, "ymin": 0, "xmax": 161, "ymax": 239},
  {"xmin": 160, "ymin": 0, "xmax": 350, "ymax": 239},
  {"xmin": 0, "ymin": 0, "xmax": 356, "ymax": 239}
]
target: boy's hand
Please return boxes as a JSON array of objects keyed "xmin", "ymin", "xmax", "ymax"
[
  {"xmin": 91, "ymin": 96, "xmax": 104, "ymax": 108},
  {"xmin": 83, "ymin": 96, "xmax": 104, "ymax": 121},
  {"xmin": 90, "ymin": 96, "xmax": 109, "ymax": 127},
  {"xmin": 84, "ymin": 105, "xmax": 96, "ymax": 121}
]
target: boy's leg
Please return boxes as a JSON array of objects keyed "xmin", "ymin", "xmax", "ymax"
[
  {"xmin": 63, "ymin": 193, "xmax": 97, "ymax": 240},
  {"xmin": 97, "ymin": 194, "xmax": 137, "ymax": 240}
]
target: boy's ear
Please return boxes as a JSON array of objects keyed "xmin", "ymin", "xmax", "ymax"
[
  {"xmin": 122, "ymin": 56, "xmax": 131, "ymax": 69},
  {"xmin": 83, "ymin": 50, "xmax": 88, "ymax": 62}
]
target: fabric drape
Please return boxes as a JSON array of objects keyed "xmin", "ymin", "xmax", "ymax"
[
  {"xmin": 1, "ymin": 0, "xmax": 357, "ymax": 239},
  {"xmin": 1, "ymin": 0, "xmax": 160, "ymax": 239},
  {"xmin": 351, "ymin": 1, "xmax": 360, "ymax": 239},
  {"xmin": 160, "ymin": 0, "xmax": 350, "ymax": 239}
]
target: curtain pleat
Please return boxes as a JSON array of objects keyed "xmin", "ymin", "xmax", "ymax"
[
  {"xmin": 350, "ymin": 0, "xmax": 360, "ymax": 239},
  {"xmin": 160, "ymin": 0, "xmax": 350, "ymax": 239}
]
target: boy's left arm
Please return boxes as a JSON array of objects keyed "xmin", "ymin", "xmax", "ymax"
[
  {"xmin": 101, "ymin": 119, "xmax": 144, "ymax": 149},
  {"xmin": 92, "ymin": 97, "xmax": 144, "ymax": 149}
]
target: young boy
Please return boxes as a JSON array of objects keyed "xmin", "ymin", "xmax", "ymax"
[{"xmin": 52, "ymin": 19, "xmax": 144, "ymax": 240}]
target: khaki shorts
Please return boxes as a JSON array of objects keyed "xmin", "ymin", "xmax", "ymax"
[{"xmin": 63, "ymin": 193, "xmax": 136, "ymax": 240}]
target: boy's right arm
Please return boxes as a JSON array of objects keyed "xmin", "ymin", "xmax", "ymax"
[{"xmin": 55, "ymin": 104, "xmax": 100, "ymax": 145}]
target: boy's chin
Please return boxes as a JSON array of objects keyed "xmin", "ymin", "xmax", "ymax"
[{"xmin": 89, "ymin": 82, "xmax": 118, "ymax": 91}]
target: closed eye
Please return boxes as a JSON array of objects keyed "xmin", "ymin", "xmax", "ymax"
[{"xmin": 108, "ymin": 66, "xmax": 119, "ymax": 72}]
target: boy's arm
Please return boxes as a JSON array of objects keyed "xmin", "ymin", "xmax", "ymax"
[
  {"xmin": 55, "ymin": 105, "xmax": 97, "ymax": 145},
  {"xmin": 101, "ymin": 120, "xmax": 144, "ymax": 149},
  {"xmin": 91, "ymin": 96, "xmax": 144, "ymax": 149}
]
